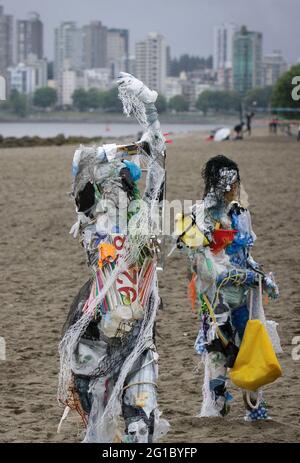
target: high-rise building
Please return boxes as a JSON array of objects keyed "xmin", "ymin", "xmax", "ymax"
[
  {"xmin": 217, "ymin": 67, "xmax": 233, "ymax": 90},
  {"xmin": 213, "ymin": 23, "xmax": 238, "ymax": 71},
  {"xmin": 233, "ymin": 26, "xmax": 263, "ymax": 95},
  {"xmin": 127, "ymin": 56, "xmax": 136, "ymax": 76},
  {"xmin": 177, "ymin": 71, "xmax": 215, "ymax": 109},
  {"xmin": 54, "ymin": 20, "xmax": 113, "ymax": 105},
  {"xmin": 61, "ymin": 68, "xmax": 77, "ymax": 106},
  {"xmin": 17, "ymin": 12, "xmax": 43, "ymax": 63},
  {"xmin": 164, "ymin": 76, "xmax": 183, "ymax": 101},
  {"xmin": 166, "ymin": 45, "xmax": 171, "ymax": 77},
  {"xmin": 82, "ymin": 21, "xmax": 107, "ymax": 70},
  {"xmin": 8, "ymin": 55, "xmax": 47, "ymax": 95},
  {"xmin": 0, "ymin": 5, "xmax": 13, "ymax": 75},
  {"xmin": 107, "ymin": 28, "xmax": 129, "ymax": 78},
  {"xmin": 262, "ymin": 50, "xmax": 287, "ymax": 87},
  {"xmin": 135, "ymin": 33, "xmax": 167, "ymax": 94},
  {"xmin": 54, "ymin": 22, "xmax": 83, "ymax": 78},
  {"xmin": 83, "ymin": 68, "xmax": 111, "ymax": 91},
  {"xmin": 54, "ymin": 22, "xmax": 83, "ymax": 104}
]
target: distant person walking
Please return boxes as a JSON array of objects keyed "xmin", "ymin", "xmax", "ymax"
[
  {"xmin": 297, "ymin": 124, "xmax": 300, "ymax": 141},
  {"xmin": 245, "ymin": 112, "xmax": 255, "ymax": 136},
  {"xmin": 269, "ymin": 118, "xmax": 278, "ymax": 134},
  {"xmin": 284, "ymin": 123, "xmax": 293, "ymax": 137},
  {"xmin": 234, "ymin": 122, "xmax": 245, "ymax": 140}
]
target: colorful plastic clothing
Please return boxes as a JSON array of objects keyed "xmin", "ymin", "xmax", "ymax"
[
  {"xmin": 178, "ymin": 160, "xmax": 279, "ymax": 420},
  {"xmin": 58, "ymin": 73, "xmax": 169, "ymax": 443}
]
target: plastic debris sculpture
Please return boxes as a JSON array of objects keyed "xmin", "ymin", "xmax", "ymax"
[
  {"xmin": 175, "ymin": 155, "xmax": 281, "ymax": 421},
  {"xmin": 57, "ymin": 73, "xmax": 169, "ymax": 443}
]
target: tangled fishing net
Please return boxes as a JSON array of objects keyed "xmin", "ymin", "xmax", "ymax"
[{"xmin": 57, "ymin": 73, "xmax": 168, "ymax": 442}]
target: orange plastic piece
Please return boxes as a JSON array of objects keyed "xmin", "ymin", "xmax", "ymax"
[
  {"xmin": 98, "ymin": 243, "xmax": 117, "ymax": 268},
  {"xmin": 210, "ymin": 229, "xmax": 237, "ymax": 254},
  {"xmin": 188, "ymin": 273, "xmax": 197, "ymax": 312}
]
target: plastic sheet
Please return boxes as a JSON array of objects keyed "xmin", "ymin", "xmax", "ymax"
[
  {"xmin": 58, "ymin": 73, "xmax": 169, "ymax": 443},
  {"xmin": 177, "ymin": 155, "xmax": 280, "ymax": 419}
]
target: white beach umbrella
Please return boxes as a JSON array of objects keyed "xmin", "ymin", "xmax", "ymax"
[{"xmin": 214, "ymin": 127, "xmax": 231, "ymax": 142}]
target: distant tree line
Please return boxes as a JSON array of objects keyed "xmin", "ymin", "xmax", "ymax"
[
  {"xmin": 196, "ymin": 90, "xmax": 240, "ymax": 115},
  {"xmin": 169, "ymin": 54, "xmax": 213, "ymax": 76},
  {"xmin": 0, "ymin": 89, "xmax": 29, "ymax": 117},
  {"xmin": 196, "ymin": 86, "xmax": 274, "ymax": 115},
  {"xmin": 72, "ymin": 88, "xmax": 200, "ymax": 113},
  {"xmin": 72, "ymin": 88, "xmax": 192, "ymax": 113},
  {"xmin": 0, "ymin": 87, "xmax": 57, "ymax": 117},
  {"xmin": 71, "ymin": 87, "xmax": 124, "ymax": 112},
  {"xmin": 0, "ymin": 86, "xmax": 275, "ymax": 117},
  {"xmin": 271, "ymin": 64, "xmax": 300, "ymax": 118},
  {"xmin": 1, "ymin": 64, "xmax": 300, "ymax": 118}
]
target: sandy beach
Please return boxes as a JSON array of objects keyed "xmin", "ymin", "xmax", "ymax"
[{"xmin": 0, "ymin": 129, "xmax": 300, "ymax": 442}]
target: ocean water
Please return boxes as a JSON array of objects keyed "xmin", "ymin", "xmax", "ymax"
[{"xmin": 0, "ymin": 121, "xmax": 219, "ymax": 138}]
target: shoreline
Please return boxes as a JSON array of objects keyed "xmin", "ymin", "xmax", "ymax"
[{"xmin": 0, "ymin": 112, "xmax": 244, "ymax": 125}]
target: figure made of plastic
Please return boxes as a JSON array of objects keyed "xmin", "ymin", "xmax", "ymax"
[
  {"xmin": 176, "ymin": 155, "xmax": 280, "ymax": 421},
  {"xmin": 57, "ymin": 73, "xmax": 169, "ymax": 443}
]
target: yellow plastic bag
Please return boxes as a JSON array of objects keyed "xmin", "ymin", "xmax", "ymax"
[
  {"xmin": 230, "ymin": 319, "xmax": 282, "ymax": 391},
  {"xmin": 175, "ymin": 212, "xmax": 209, "ymax": 248}
]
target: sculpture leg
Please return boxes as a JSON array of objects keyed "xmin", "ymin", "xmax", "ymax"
[{"xmin": 122, "ymin": 349, "xmax": 158, "ymax": 443}]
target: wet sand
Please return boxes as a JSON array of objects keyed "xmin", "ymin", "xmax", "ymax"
[{"xmin": 0, "ymin": 129, "xmax": 300, "ymax": 442}]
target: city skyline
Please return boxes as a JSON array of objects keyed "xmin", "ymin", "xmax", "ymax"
[{"xmin": 0, "ymin": 0, "xmax": 299, "ymax": 64}]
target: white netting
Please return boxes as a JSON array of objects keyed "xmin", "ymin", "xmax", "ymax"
[
  {"xmin": 58, "ymin": 155, "xmax": 164, "ymax": 402},
  {"xmin": 198, "ymin": 353, "xmax": 220, "ymax": 417},
  {"xmin": 58, "ymin": 73, "xmax": 167, "ymax": 442},
  {"xmin": 266, "ymin": 320, "xmax": 283, "ymax": 354},
  {"xmin": 117, "ymin": 72, "xmax": 158, "ymax": 129},
  {"xmin": 249, "ymin": 277, "xmax": 282, "ymax": 354},
  {"xmin": 58, "ymin": 258, "xmax": 129, "ymax": 404},
  {"xmin": 83, "ymin": 276, "xmax": 160, "ymax": 442},
  {"xmin": 118, "ymin": 86, "xmax": 148, "ymax": 128}
]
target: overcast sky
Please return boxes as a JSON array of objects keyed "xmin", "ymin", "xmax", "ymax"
[{"xmin": 1, "ymin": 0, "xmax": 299, "ymax": 63}]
